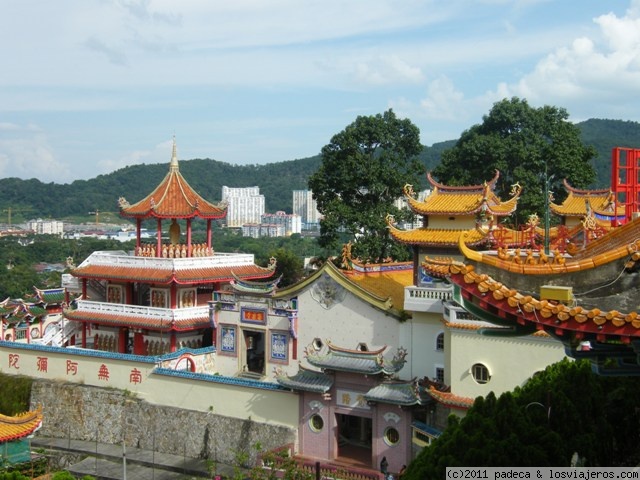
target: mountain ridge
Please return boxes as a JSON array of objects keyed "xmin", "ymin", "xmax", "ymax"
[{"xmin": 0, "ymin": 119, "xmax": 637, "ymax": 221}]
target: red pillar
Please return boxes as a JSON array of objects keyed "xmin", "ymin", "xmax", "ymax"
[
  {"xmin": 187, "ymin": 218, "xmax": 192, "ymax": 257},
  {"xmin": 133, "ymin": 331, "xmax": 145, "ymax": 355},
  {"xmin": 119, "ymin": 327, "xmax": 127, "ymax": 354},
  {"xmin": 170, "ymin": 332, "xmax": 176, "ymax": 352},
  {"xmin": 81, "ymin": 323, "xmax": 87, "ymax": 348},
  {"xmin": 207, "ymin": 219, "xmax": 212, "ymax": 253},
  {"xmin": 136, "ymin": 218, "xmax": 142, "ymax": 251}
]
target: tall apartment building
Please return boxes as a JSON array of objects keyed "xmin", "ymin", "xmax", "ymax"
[
  {"xmin": 26, "ymin": 218, "xmax": 64, "ymax": 235},
  {"xmin": 292, "ymin": 190, "xmax": 321, "ymax": 227},
  {"xmin": 222, "ymin": 186, "xmax": 265, "ymax": 227}
]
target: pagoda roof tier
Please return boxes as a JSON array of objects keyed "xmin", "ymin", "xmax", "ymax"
[
  {"xmin": 550, "ymin": 179, "xmax": 621, "ymax": 218},
  {"xmin": 118, "ymin": 139, "xmax": 226, "ymax": 221},
  {"xmin": 456, "ymin": 229, "xmax": 640, "ymax": 277},
  {"xmin": 364, "ymin": 379, "xmax": 431, "ymax": 406},
  {"xmin": 64, "ymin": 300, "xmax": 210, "ymax": 331},
  {"xmin": 32, "ymin": 287, "xmax": 66, "ymax": 305},
  {"xmin": 275, "ymin": 365, "xmax": 334, "ymax": 393},
  {"xmin": 429, "ymin": 260, "xmax": 640, "ymax": 344},
  {"xmin": 306, "ymin": 342, "xmax": 407, "ymax": 375},
  {"xmin": 426, "ymin": 386, "xmax": 473, "ymax": 410},
  {"xmin": 229, "ymin": 271, "xmax": 281, "ymax": 295},
  {"xmin": 386, "ymin": 217, "xmax": 488, "ymax": 247},
  {"xmin": 71, "ymin": 251, "xmax": 275, "ymax": 285},
  {"xmin": 0, "ymin": 406, "xmax": 43, "ymax": 443},
  {"xmin": 402, "ymin": 171, "xmax": 521, "ymax": 217}
]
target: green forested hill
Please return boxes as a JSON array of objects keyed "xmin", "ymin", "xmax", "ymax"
[{"xmin": 0, "ymin": 119, "xmax": 638, "ymax": 222}]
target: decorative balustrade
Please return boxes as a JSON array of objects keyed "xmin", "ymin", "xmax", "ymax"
[
  {"xmin": 74, "ymin": 300, "xmax": 208, "ymax": 325},
  {"xmin": 404, "ymin": 283, "xmax": 453, "ymax": 313},
  {"xmin": 80, "ymin": 251, "xmax": 258, "ymax": 270}
]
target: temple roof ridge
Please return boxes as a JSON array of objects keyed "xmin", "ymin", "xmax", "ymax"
[{"xmin": 118, "ymin": 138, "xmax": 226, "ymax": 220}]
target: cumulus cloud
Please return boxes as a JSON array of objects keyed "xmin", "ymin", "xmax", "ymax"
[
  {"xmin": 0, "ymin": 130, "xmax": 71, "ymax": 183},
  {"xmin": 497, "ymin": 2, "xmax": 640, "ymax": 116}
]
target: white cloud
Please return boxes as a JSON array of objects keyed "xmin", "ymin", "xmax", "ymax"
[{"xmin": 0, "ymin": 132, "xmax": 71, "ymax": 183}]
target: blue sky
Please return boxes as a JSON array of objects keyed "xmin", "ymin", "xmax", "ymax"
[{"xmin": 1, "ymin": 0, "xmax": 639, "ymax": 184}]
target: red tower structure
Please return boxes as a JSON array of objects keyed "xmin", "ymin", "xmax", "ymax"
[{"xmin": 611, "ymin": 147, "xmax": 640, "ymax": 226}]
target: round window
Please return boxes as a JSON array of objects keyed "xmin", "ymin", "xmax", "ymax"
[
  {"xmin": 384, "ymin": 427, "xmax": 400, "ymax": 446},
  {"xmin": 309, "ymin": 414, "xmax": 324, "ymax": 433}
]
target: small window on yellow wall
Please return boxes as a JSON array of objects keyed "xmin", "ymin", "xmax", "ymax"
[{"xmin": 471, "ymin": 363, "xmax": 491, "ymax": 384}]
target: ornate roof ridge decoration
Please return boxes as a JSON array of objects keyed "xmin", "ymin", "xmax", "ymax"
[
  {"xmin": 401, "ymin": 172, "xmax": 520, "ymax": 218},
  {"xmin": 454, "ymin": 231, "xmax": 640, "ymax": 275},
  {"xmin": 229, "ymin": 270, "xmax": 281, "ymax": 295},
  {"xmin": 364, "ymin": 377, "xmax": 431, "ymax": 406},
  {"xmin": 274, "ymin": 364, "xmax": 334, "ymax": 393},
  {"xmin": 386, "ymin": 215, "xmax": 489, "ymax": 247},
  {"xmin": 426, "ymin": 170, "xmax": 500, "ymax": 192},
  {"xmin": 550, "ymin": 179, "xmax": 620, "ymax": 218},
  {"xmin": 274, "ymin": 260, "xmax": 398, "ymax": 316},
  {"xmin": 306, "ymin": 342, "xmax": 408, "ymax": 375},
  {"xmin": 426, "ymin": 386, "xmax": 473, "ymax": 410},
  {"xmin": 562, "ymin": 178, "xmax": 612, "ymax": 196},
  {"xmin": 326, "ymin": 340, "xmax": 387, "ymax": 356},
  {"xmin": 119, "ymin": 137, "xmax": 227, "ymax": 220},
  {"xmin": 0, "ymin": 405, "xmax": 43, "ymax": 443},
  {"xmin": 441, "ymin": 261, "xmax": 640, "ymax": 341}
]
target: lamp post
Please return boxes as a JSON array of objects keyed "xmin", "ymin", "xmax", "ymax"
[{"xmin": 544, "ymin": 169, "xmax": 554, "ymax": 256}]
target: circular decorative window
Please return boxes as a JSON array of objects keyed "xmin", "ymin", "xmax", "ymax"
[
  {"xmin": 471, "ymin": 363, "xmax": 491, "ymax": 384},
  {"xmin": 309, "ymin": 414, "xmax": 324, "ymax": 433},
  {"xmin": 384, "ymin": 427, "xmax": 400, "ymax": 446},
  {"xmin": 30, "ymin": 327, "xmax": 41, "ymax": 339}
]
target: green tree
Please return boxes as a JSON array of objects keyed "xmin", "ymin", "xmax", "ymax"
[
  {"xmin": 433, "ymin": 97, "xmax": 597, "ymax": 224},
  {"xmin": 404, "ymin": 360, "xmax": 640, "ymax": 479},
  {"xmin": 308, "ymin": 110, "xmax": 424, "ymax": 262},
  {"xmin": 269, "ymin": 247, "xmax": 304, "ymax": 288}
]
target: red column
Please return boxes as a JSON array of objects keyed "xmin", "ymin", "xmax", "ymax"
[
  {"xmin": 170, "ymin": 332, "xmax": 176, "ymax": 352},
  {"xmin": 133, "ymin": 331, "xmax": 145, "ymax": 355},
  {"xmin": 119, "ymin": 327, "xmax": 127, "ymax": 354},
  {"xmin": 136, "ymin": 218, "xmax": 142, "ymax": 251},
  {"xmin": 81, "ymin": 323, "xmax": 87, "ymax": 348},
  {"xmin": 207, "ymin": 219, "xmax": 212, "ymax": 253},
  {"xmin": 187, "ymin": 218, "xmax": 192, "ymax": 257}
]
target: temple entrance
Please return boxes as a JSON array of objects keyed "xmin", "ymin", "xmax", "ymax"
[
  {"xmin": 244, "ymin": 330, "xmax": 265, "ymax": 375},
  {"xmin": 336, "ymin": 413, "xmax": 372, "ymax": 467}
]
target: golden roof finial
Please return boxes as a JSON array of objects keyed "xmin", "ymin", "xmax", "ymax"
[{"xmin": 170, "ymin": 135, "xmax": 179, "ymax": 172}]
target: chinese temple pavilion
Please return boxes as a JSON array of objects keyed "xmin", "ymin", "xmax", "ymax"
[{"xmin": 64, "ymin": 139, "xmax": 276, "ymax": 355}]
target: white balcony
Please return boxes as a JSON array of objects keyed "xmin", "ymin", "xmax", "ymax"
[{"xmin": 404, "ymin": 283, "xmax": 453, "ymax": 313}]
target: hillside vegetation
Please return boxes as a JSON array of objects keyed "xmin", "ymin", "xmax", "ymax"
[{"xmin": 0, "ymin": 119, "xmax": 637, "ymax": 223}]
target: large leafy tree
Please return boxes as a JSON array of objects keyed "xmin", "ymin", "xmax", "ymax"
[
  {"xmin": 433, "ymin": 97, "xmax": 597, "ymax": 224},
  {"xmin": 404, "ymin": 359, "xmax": 640, "ymax": 479},
  {"xmin": 308, "ymin": 110, "xmax": 424, "ymax": 262}
]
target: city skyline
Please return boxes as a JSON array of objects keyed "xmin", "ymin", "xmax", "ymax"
[{"xmin": 2, "ymin": 1, "xmax": 640, "ymax": 184}]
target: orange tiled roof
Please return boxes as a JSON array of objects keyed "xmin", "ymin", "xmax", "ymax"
[
  {"xmin": 119, "ymin": 139, "xmax": 226, "ymax": 220},
  {"xmin": 403, "ymin": 171, "xmax": 520, "ymax": 217},
  {"xmin": 65, "ymin": 309, "xmax": 209, "ymax": 330},
  {"xmin": 0, "ymin": 406, "xmax": 43, "ymax": 443},
  {"xmin": 427, "ymin": 386, "xmax": 473, "ymax": 409},
  {"xmin": 550, "ymin": 179, "xmax": 620, "ymax": 218},
  {"xmin": 71, "ymin": 262, "xmax": 274, "ymax": 285},
  {"xmin": 387, "ymin": 223, "xmax": 487, "ymax": 247},
  {"xmin": 341, "ymin": 262, "xmax": 413, "ymax": 311}
]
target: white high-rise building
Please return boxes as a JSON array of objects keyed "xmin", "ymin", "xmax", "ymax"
[
  {"xmin": 222, "ymin": 186, "xmax": 265, "ymax": 227},
  {"xmin": 292, "ymin": 190, "xmax": 321, "ymax": 227},
  {"xmin": 26, "ymin": 218, "xmax": 64, "ymax": 235}
]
